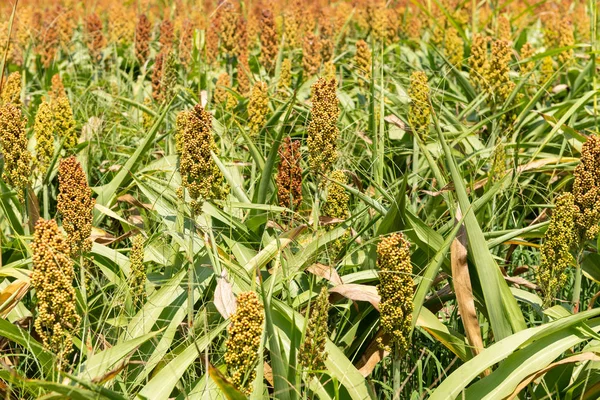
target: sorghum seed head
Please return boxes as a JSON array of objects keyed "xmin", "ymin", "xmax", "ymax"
[
  {"xmin": 34, "ymin": 100, "xmax": 55, "ymax": 176},
  {"xmin": 376, "ymin": 233, "xmax": 413, "ymax": 353},
  {"xmin": 142, "ymin": 97, "xmax": 154, "ymax": 131},
  {"xmin": 205, "ymin": 15, "xmax": 220, "ymax": 66},
  {"xmin": 408, "ymin": 71, "xmax": 431, "ymax": 140},
  {"xmin": 178, "ymin": 18, "xmax": 195, "ymax": 67},
  {"xmin": 302, "ymin": 32, "xmax": 322, "ymax": 77},
  {"xmin": 283, "ymin": 2, "xmax": 301, "ymax": 50},
  {"xmin": 278, "ymin": 58, "xmax": 292, "ymax": 95},
  {"xmin": 224, "ymin": 291, "xmax": 264, "ymax": 396},
  {"xmin": 31, "ymin": 218, "xmax": 80, "ymax": 362},
  {"xmin": 260, "ymin": 9, "xmax": 278, "ymax": 73},
  {"xmin": 151, "ymin": 52, "xmax": 165, "ymax": 102},
  {"xmin": 537, "ymin": 192, "xmax": 577, "ymax": 307},
  {"xmin": 108, "ymin": 4, "xmax": 135, "ymax": 46},
  {"xmin": 237, "ymin": 51, "xmax": 251, "ymax": 96},
  {"xmin": 355, "ymin": 40, "xmax": 371, "ymax": 88},
  {"xmin": 175, "ymin": 104, "xmax": 229, "ymax": 212},
  {"xmin": 540, "ymin": 56, "xmax": 555, "ymax": 84},
  {"xmin": 497, "ymin": 15, "xmax": 511, "ymax": 41},
  {"xmin": 37, "ymin": 11, "xmax": 59, "ymax": 67},
  {"xmin": 323, "ymin": 61, "xmax": 336, "ymax": 81},
  {"xmin": 519, "ymin": 42, "xmax": 535, "ymax": 76},
  {"xmin": 248, "ymin": 82, "xmax": 269, "ymax": 136},
  {"xmin": 51, "ymin": 74, "xmax": 66, "ymax": 100},
  {"xmin": 219, "ymin": 2, "xmax": 238, "ymax": 56},
  {"xmin": 307, "ymin": 78, "xmax": 339, "ymax": 177},
  {"xmin": 85, "ymin": 13, "xmax": 106, "ymax": 62},
  {"xmin": 487, "ymin": 39, "xmax": 513, "ymax": 103},
  {"xmin": 445, "ymin": 27, "xmax": 464, "ymax": 68},
  {"xmin": 233, "ymin": 14, "xmax": 248, "ymax": 59},
  {"xmin": 129, "ymin": 234, "xmax": 147, "ymax": 307},
  {"xmin": 276, "ymin": 136, "xmax": 303, "ymax": 211},
  {"xmin": 469, "ymin": 33, "xmax": 489, "ymax": 89},
  {"xmin": 159, "ymin": 19, "xmax": 175, "ymax": 52},
  {"xmin": 53, "ymin": 96, "xmax": 78, "ymax": 150},
  {"xmin": 298, "ymin": 287, "xmax": 330, "ymax": 376},
  {"xmin": 1, "ymin": 71, "xmax": 21, "ymax": 106},
  {"xmin": 57, "ymin": 156, "xmax": 95, "ymax": 256},
  {"xmin": 135, "ymin": 14, "xmax": 151, "ymax": 64},
  {"xmin": 323, "ymin": 170, "xmax": 349, "ymax": 220},
  {"xmin": 0, "ymin": 103, "xmax": 31, "ymax": 202},
  {"xmin": 557, "ymin": 19, "xmax": 574, "ymax": 65},
  {"xmin": 573, "ymin": 135, "xmax": 600, "ymax": 242},
  {"xmin": 490, "ymin": 140, "xmax": 506, "ymax": 183},
  {"xmin": 214, "ymin": 73, "xmax": 232, "ymax": 105},
  {"xmin": 160, "ymin": 51, "xmax": 179, "ymax": 103}
]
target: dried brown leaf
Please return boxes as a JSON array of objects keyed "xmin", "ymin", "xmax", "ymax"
[
  {"xmin": 329, "ymin": 284, "xmax": 380, "ymax": 310},
  {"xmin": 306, "ymin": 263, "xmax": 343, "ymax": 285}
]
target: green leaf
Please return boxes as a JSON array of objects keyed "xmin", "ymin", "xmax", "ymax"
[
  {"xmin": 137, "ymin": 320, "xmax": 228, "ymax": 400},
  {"xmin": 429, "ymin": 309, "xmax": 600, "ymax": 399},
  {"xmin": 435, "ymin": 115, "xmax": 526, "ymax": 339},
  {"xmin": 208, "ymin": 364, "xmax": 247, "ymax": 400},
  {"xmin": 79, "ymin": 331, "xmax": 159, "ymax": 382},
  {"xmin": 0, "ymin": 318, "xmax": 54, "ymax": 376},
  {"xmin": 93, "ymin": 100, "xmax": 172, "ymax": 224}
]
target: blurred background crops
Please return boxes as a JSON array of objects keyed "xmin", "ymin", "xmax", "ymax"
[{"xmin": 0, "ymin": 0, "xmax": 600, "ymax": 398}]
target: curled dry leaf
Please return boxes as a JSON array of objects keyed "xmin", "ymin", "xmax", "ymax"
[
  {"xmin": 329, "ymin": 284, "xmax": 380, "ymax": 310},
  {"xmin": 355, "ymin": 329, "xmax": 389, "ymax": 377},
  {"xmin": 91, "ymin": 227, "xmax": 117, "ymax": 244},
  {"xmin": 306, "ymin": 263, "xmax": 343, "ymax": 286},
  {"xmin": 504, "ymin": 275, "xmax": 538, "ymax": 290},
  {"xmin": 214, "ymin": 270, "xmax": 237, "ymax": 319},
  {"xmin": 384, "ymin": 114, "xmax": 408, "ymax": 130},
  {"xmin": 451, "ymin": 218, "xmax": 484, "ymax": 358},
  {"xmin": 0, "ymin": 280, "xmax": 30, "ymax": 318},
  {"xmin": 117, "ymin": 194, "xmax": 154, "ymax": 211},
  {"xmin": 507, "ymin": 352, "xmax": 600, "ymax": 400}
]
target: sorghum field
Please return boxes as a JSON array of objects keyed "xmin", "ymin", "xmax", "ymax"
[{"xmin": 0, "ymin": 0, "xmax": 599, "ymax": 398}]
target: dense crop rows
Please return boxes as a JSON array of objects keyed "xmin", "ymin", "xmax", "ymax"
[{"xmin": 0, "ymin": 0, "xmax": 599, "ymax": 398}]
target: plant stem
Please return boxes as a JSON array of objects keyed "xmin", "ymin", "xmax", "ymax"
[
  {"xmin": 187, "ymin": 206, "xmax": 195, "ymax": 330},
  {"xmin": 313, "ymin": 178, "xmax": 320, "ymax": 231},
  {"xmin": 79, "ymin": 254, "xmax": 87, "ymax": 368},
  {"xmin": 43, "ymin": 184, "xmax": 49, "ymax": 220},
  {"xmin": 393, "ymin": 348, "xmax": 401, "ymax": 400},
  {"xmin": 572, "ymin": 247, "xmax": 585, "ymax": 313}
]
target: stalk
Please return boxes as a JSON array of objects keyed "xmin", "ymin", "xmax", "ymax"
[
  {"xmin": 187, "ymin": 205, "xmax": 195, "ymax": 330},
  {"xmin": 313, "ymin": 178, "xmax": 320, "ymax": 231},
  {"xmin": 43, "ymin": 184, "xmax": 49, "ymax": 220},
  {"xmin": 393, "ymin": 348, "xmax": 401, "ymax": 400},
  {"xmin": 572, "ymin": 247, "xmax": 585, "ymax": 313},
  {"xmin": 79, "ymin": 254, "xmax": 87, "ymax": 368}
]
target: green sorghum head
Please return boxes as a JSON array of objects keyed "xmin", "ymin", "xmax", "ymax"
[
  {"xmin": 469, "ymin": 33, "xmax": 489, "ymax": 90},
  {"xmin": 31, "ymin": 218, "xmax": 81, "ymax": 363},
  {"xmin": 1, "ymin": 71, "xmax": 21, "ymax": 106},
  {"xmin": 175, "ymin": 104, "xmax": 229, "ymax": 213},
  {"xmin": 537, "ymin": 192, "xmax": 577, "ymax": 307},
  {"xmin": 0, "ymin": 103, "xmax": 31, "ymax": 202},
  {"xmin": 573, "ymin": 134, "xmax": 600, "ymax": 242},
  {"xmin": 34, "ymin": 99, "xmax": 55, "ymax": 176},
  {"xmin": 57, "ymin": 156, "xmax": 95, "ymax": 256},
  {"xmin": 129, "ymin": 234, "xmax": 146, "ymax": 307},
  {"xmin": 224, "ymin": 291, "xmax": 264, "ymax": 395},
  {"xmin": 323, "ymin": 170, "xmax": 349, "ymax": 220},
  {"xmin": 408, "ymin": 71, "xmax": 431, "ymax": 140},
  {"xmin": 376, "ymin": 233, "xmax": 413, "ymax": 353},
  {"xmin": 248, "ymin": 82, "xmax": 269, "ymax": 136},
  {"xmin": 307, "ymin": 78, "xmax": 339, "ymax": 177},
  {"xmin": 53, "ymin": 96, "xmax": 77, "ymax": 150},
  {"xmin": 299, "ymin": 286, "xmax": 330, "ymax": 377}
]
